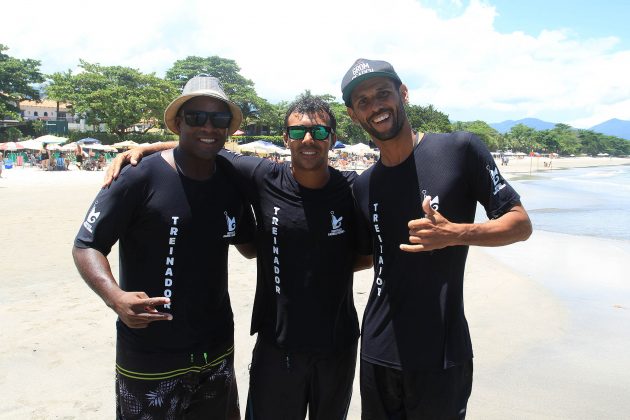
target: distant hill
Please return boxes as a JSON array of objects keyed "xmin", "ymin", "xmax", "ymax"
[
  {"xmin": 490, "ymin": 118, "xmax": 557, "ymax": 133},
  {"xmin": 589, "ymin": 119, "xmax": 630, "ymax": 140}
]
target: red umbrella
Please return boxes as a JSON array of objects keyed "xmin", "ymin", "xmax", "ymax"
[{"xmin": 0, "ymin": 142, "xmax": 25, "ymax": 151}]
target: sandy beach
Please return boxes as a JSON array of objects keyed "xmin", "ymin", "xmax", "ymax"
[{"xmin": 1, "ymin": 156, "xmax": 629, "ymax": 419}]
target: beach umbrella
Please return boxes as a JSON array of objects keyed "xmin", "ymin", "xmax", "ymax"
[
  {"xmin": 112, "ymin": 140, "xmax": 139, "ymax": 149},
  {"xmin": 77, "ymin": 137, "xmax": 101, "ymax": 144},
  {"xmin": 34, "ymin": 134, "xmax": 68, "ymax": 144},
  {"xmin": 344, "ymin": 143, "xmax": 373, "ymax": 156},
  {"xmin": 83, "ymin": 144, "xmax": 118, "ymax": 152},
  {"xmin": 0, "ymin": 142, "xmax": 25, "ymax": 151},
  {"xmin": 60, "ymin": 142, "xmax": 79, "ymax": 152},
  {"xmin": 333, "ymin": 140, "xmax": 346, "ymax": 149},
  {"xmin": 232, "ymin": 129, "xmax": 245, "ymax": 136},
  {"xmin": 18, "ymin": 139, "xmax": 44, "ymax": 150}
]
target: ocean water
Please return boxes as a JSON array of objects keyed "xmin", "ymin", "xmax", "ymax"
[{"xmin": 502, "ymin": 164, "xmax": 630, "ymax": 241}]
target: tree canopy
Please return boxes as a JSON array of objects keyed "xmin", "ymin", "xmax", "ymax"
[
  {"xmin": 46, "ymin": 61, "xmax": 178, "ymax": 137},
  {"xmin": 3, "ymin": 44, "xmax": 627, "ymax": 155},
  {"xmin": 0, "ymin": 44, "xmax": 45, "ymax": 119}
]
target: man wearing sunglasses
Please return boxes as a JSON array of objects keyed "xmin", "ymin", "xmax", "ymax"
[
  {"xmin": 341, "ymin": 58, "xmax": 532, "ymax": 419},
  {"xmin": 73, "ymin": 75, "xmax": 255, "ymax": 419},
  {"xmin": 105, "ymin": 94, "xmax": 373, "ymax": 419}
]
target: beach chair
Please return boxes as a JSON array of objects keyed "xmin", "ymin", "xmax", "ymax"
[{"xmin": 55, "ymin": 157, "xmax": 66, "ymax": 171}]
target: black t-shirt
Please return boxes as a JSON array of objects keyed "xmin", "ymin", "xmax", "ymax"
[
  {"xmin": 74, "ymin": 153, "xmax": 255, "ymax": 354},
  {"xmin": 353, "ymin": 132, "xmax": 521, "ymax": 370},
  {"xmin": 220, "ymin": 150, "xmax": 372, "ymax": 353}
]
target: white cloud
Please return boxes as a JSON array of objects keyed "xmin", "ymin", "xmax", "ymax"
[{"xmin": 3, "ymin": 0, "xmax": 628, "ymax": 128}]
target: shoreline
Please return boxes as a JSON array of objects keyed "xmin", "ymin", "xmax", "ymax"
[
  {"xmin": 1, "ymin": 158, "xmax": 629, "ymax": 419},
  {"xmin": 494, "ymin": 155, "xmax": 630, "ymax": 178}
]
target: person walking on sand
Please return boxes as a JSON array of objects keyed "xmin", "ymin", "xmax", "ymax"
[
  {"xmin": 341, "ymin": 58, "xmax": 532, "ymax": 419},
  {"xmin": 73, "ymin": 75, "xmax": 255, "ymax": 419}
]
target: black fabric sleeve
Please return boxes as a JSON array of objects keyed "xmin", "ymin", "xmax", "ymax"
[
  {"xmin": 74, "ymin": 169, "xmax": 144, "ymax": 255},
  {"xmin": 465, "ymin": 132, "xmax": 521, "ymax": 219},
  {"xmin": 218, "ymin": 149, "xmax": 273, "ymax": 199}
]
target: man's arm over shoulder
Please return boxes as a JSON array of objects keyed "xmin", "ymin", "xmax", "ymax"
[{"xmin": 103, "ymin": 141, "xmax": 177, "ymax": 186}]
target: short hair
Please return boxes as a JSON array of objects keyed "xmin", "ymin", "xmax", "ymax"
[{"xmin": 284, "ymin": 93, "xmax": 337, "ymax": 131}]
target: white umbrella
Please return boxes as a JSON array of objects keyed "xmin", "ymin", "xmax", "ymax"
[
  {"xmin": 35, "ymin": 134, "xmax": 68, "ymax": 144},
  {"xmin": 345, "ymin": 143, "xmax": 373, "ymax": 156},
  {"xmin": 83, "ymin": 144, "xmax": 118, "ymax": 152},
  {"xmin": 60, "ymin": 142, "xmax": 78, "ymax": 152},
  {"xmin": 239, "ymin": 140, "xmax": 287, "ymax": 155},
  {"xmin": 112, "ymin": 140, "xmax": 139, "ymax": 149},
  {"xmin": 18, "ymin": 139, "xmax": 44, "ymax": 150}
]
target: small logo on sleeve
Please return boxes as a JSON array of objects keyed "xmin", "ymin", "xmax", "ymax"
[
  {"xmin": 488, "ymin": 165, "xmax": 506, "ymax": 195},
  {"xmin": 82, "ymin": 204, "xmax": 101, "ymax": 233}
]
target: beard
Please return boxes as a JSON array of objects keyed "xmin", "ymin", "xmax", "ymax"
[{"xmin": 359, "ymin": 96, "xmax": 407, "ymax": 142}]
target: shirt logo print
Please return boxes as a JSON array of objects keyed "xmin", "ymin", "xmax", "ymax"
[
  {"xmin": 421, "ymin": 190, "xmax": 440, "ymax": 213},
  {"xmin": 223, "ymin": 211, "xmax": 236, "ymax": 238},
  {"xmin": 328, "ymin": 211, "xmax": 346, "ymax": 237}
]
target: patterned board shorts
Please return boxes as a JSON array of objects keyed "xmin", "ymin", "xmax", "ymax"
[{"xmin": 115, "ymin": 346, "xmax": 240, "ymax": 420}]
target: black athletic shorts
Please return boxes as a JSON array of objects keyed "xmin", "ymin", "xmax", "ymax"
[
  {"xmin": 245, "ymin": 336, "xmax": 358, "ymax": 420},
  {"xmin": 360, "ymin": 359, "xmax": 473, "ymax": 420},
  {"xmin": 115, "ymin": 344, "xmax": 240, "ymax": 420}
]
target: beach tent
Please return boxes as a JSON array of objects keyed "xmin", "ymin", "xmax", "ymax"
[
  {"xmin": 333, "ymin": 140, "xmax": 347, "ymax": 149},
  {"xmin": 232, "ymin": 130, "xmax": 245, "ymax": 136}
]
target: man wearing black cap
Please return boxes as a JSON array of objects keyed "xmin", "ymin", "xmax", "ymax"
[
  {"xmin": 73, "ymin": 76, "xmax": 255, "ymax": 419},
  {"xmin": 341, "ymin": 59, "xmax": 532, "ymax": 419}
]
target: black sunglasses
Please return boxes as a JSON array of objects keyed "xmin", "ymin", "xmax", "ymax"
[
  {"xmin": 287, "ymin": 125, "xmax": 333, "ymax": 141},
  {"xmin": 182, "ymin": 110, "xmax": 232, "ymax": 129}
]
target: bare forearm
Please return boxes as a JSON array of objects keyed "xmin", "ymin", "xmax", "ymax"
[
  {"xmin": 142, "ymin": 141, "xmax": 177, "ymax": 156},
  {"xmin": 455, "ymin": 205, "xmax": 532, "ymax": 247},
  {"xmin": 72, "ymin": 246, "xmax": 123, "ymax": 308}
]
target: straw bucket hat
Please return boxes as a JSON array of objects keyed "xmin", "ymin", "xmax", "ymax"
[{"xmin": 164, "ymin": 75, "xmax": 243, "ymax": 135}]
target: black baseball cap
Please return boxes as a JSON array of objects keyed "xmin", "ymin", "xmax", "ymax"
[{"xmin": 341, "ymin": 58, "xmax": 402, "ymax": 107}]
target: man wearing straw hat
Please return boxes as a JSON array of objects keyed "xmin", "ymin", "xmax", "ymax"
[
  {"xmin": 105, "ymin": 93, "xmax": 373, "ymax": 419},
  {"xmin": 73, "ymin": 75, "xmax": 255, "ymax": 419}
]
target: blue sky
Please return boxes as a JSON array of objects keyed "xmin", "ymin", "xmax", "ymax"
[
  {"xmin": 3, "ymin": 0, "xmax": 629, "ymax": 128},
  {"xmin": 426, "ymin": 0, "xmax": 630, "ymax": 50}
]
